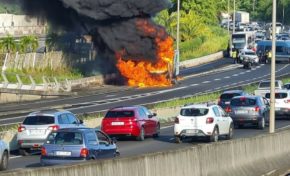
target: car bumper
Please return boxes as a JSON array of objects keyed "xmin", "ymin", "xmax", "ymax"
[
  {"xmin": 17, "ymin": 139, "xmax": 47, "ymax": 149},
  {"xmin": 276, "ymin": 108, "xmax": 290, "ymax": 116},
  {"xmin": 103, "ymin": 127, "xmax": 140, "ymax": 137},
  {"xmin": 175, "ymin": 129, "xmax": 209, "ymax": 138},
  {"xmin": 231, "ymin": 115, "xmax": 263, "ymax": 124},
  {"xmin": 41, "ymin": 156, "xmax": 86, "ymax": 166}
]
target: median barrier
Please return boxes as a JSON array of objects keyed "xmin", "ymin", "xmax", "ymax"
[{"xmin": 2, "ymin": 128, "xmax": 290, "ymax": 176}]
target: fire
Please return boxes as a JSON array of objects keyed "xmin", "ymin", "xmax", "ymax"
[{"xmin": 116, "ymin": 19, "xmax": 174, "ymax": 87}]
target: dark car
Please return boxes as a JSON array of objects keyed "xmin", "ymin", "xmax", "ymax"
[
  {"xmin": 228, "ymin": 96, "xmax": 270, "ymax": 129},
  {"xmin": 101, "ymin": 106, "xmax": 160, "ymax": 141},
  {"xmin": 218, "ymin": 90, "xmax": 248, "ymax": 110},
  {"xmin": 40, "ymin": 128, "xmax": 119, "ymax": 166},
  {"xmin": 284, "ymin": 83, "xmax": 290, "ymax": 90}
]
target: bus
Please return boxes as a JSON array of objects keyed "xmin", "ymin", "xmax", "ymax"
[
  {"xmin": 265, "ymin": 22, "xmax": 283, "ymax": 39},
  {"xmin": 232, "ymin": 31, "xmax": 255, "ymax": 50},
  {"xmin": 256, "ymin": 40, "xmax": 290, "ymax": 63}
]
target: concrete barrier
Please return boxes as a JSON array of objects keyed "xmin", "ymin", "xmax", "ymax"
[
  {"xmin": 180, "ymin": 51, "xmax": 224, "ymax": 68},
  {"xmin": 2, "ymin": 128, "xmax": 290, "ymax": 176}
]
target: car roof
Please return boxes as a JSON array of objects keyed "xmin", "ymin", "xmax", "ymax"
[
  {"xmin": 182, "ymin": 104, "xmax": 213, "ymax": 109},
  {"xmin": 109, "ymin": 106, "xmax": 143, "ymax": 111},
  {"xmin": 232, "ymin": 95, "xmax": 259, "ymax": 99},
  {"xmin": 28, "ymin": 109, "xmax": 72, "ymax": 117},
  {"xmin": 56, "ymin": 128, "xmax": 97, "ymax": 133},
  {"xmin": 265, "ymin": 89, "xmax": 290, "ymax": 93},
  {"xmin": 222, "ymin": 90, "xmax": 245, "ymax": 94}
]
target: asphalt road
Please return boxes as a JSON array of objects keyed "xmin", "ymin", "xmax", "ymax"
[
  {"xmin": 1, "ymin": 59, "xmax": 290, "ymax": 125},
  {"xmin": 7, "ymin": 119, "xmax": 290, "ymax": 170}
]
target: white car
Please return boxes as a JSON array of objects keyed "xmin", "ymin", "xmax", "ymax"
[
  {"xmin": 174, "ymin": 104, "xmax": 233, "ymax": 143},
  {"xmin": 239, "ymin": 49, "xmax": 259, "ymax": 64},
  {"xmin": 265, "ymin": 90, "xmax": 290, "ymax": 116},
  {"xmin": 0, "ymin": 140, "xmax": 9, "ymax": 171}
]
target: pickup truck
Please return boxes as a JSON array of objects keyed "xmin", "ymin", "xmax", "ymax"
[{"xmin": 254, "ymin": 80, "xmax": 284, "ymax": 97}]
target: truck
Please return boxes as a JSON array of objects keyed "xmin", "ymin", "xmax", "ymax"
[
  {"xmin": 235, "ymin": 11, "xmax": 250, "ymax": 24},
  {"xmin": 254, "ymin": 80, "xmax": 284, "ymax": 97}
]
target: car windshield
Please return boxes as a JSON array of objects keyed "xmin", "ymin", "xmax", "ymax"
[
  {"xmin": 180, "ymin": 108, "xmax": 209, "ymax": 116},
  {"xmin": 105, "ymin": 111, "xmax": 135, "ymax": 118},
  {"xmin": 23, "ymin": 116, "xmax": 54, "ymax": 125},
  {"xmin": 265, "ymin": 93, "xmax": 288, "ymax": 99},
  {"xmin": 231, "ymin": 98, "xmax": 257, "ymax": 106},
  {"xmin": 46, "ymin": 132, "xmax": 83, "ymax": 145},
  {"xmin": 284, "ymin": 84, "xmax": 290, "ymax": 90},
  {"xmin": 220, "ymin": 93, "xmax": 241, "ymax": 100}
]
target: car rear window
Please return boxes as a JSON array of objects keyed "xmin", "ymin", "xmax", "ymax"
[
  {"xmin": 23, "ymin": 116, "xmax": 55, "ymax": 125},
  {"xmin": 220, "ymin": 93, "xmax": 241, "ymax": 100},
  {"xmin": 231, "ymin": 98, "xmax": 257, "ymax": 106},
  {"xmin": 265, "ymin": 93, "xmax": 288, "ymax": 99},
  {"xmin": 105, "ymin": 111, "xmax": 135, "ymax": 118},
  {"xmin": 180, "ymin": 108, "xmax": 209, "ymax": 116},
  {"xmin": 46, "ymin": 132, "xmax": 83, "ymax": 145}
]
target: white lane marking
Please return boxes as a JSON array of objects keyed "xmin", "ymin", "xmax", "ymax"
[
  {"xmin": 161, "ymin": 125, "xmax": 174, "ymax": 130},
  {"xmin": 106, "ymin": 95, "xmax": 116, "ymax": 97},
  {"xmin": 277, "ymin": 125, "xmax": 290, "ymax": 131},
  {"xmin": 224, "ymin": 76, "xmax": 230, "ymax": 79},
  {"xmin": 202, "ymin": 81, "xmax": 210, "ymax": 84},
  {"xmin": 191, "ymin": 84, "xmax": 199, "ymax": 86},
  {"xmin": 214, "ymin": 78, "xmax": 221, "ymax": 81},
  {"xmin": 240, "ymin": 72, "xmax": 245, "ymax": 75},
  {"xmin": 10, "ymin": 156, "xmax": 23, "ymax": 159},
  {"xmin": 233, "ymin": 74, "xmax": 238, "ymax": 76},
  {"xmin": 246, "ymin": 70, "xmax": 251, "ymax": 72}
]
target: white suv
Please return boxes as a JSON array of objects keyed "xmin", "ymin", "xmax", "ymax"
[
  {"xmin": 265, "ymin": 90, "xmax": 290, "ymax": 116},
  {"xmin": 174, "ymin": 104, "xmax": 233, "ymax": 143}
]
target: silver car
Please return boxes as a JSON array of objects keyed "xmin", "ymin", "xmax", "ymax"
[
  {"xmin": 17, "ymin": 110, "xmax": 85, "ymax": 156},
  {"xmin": 0, "ymin": 140, "xmax": 9, "ymax": 171}
]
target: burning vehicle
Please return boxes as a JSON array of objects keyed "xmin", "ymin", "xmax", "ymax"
[{"xmin": 18, "ymin": 0, "xmax": 175, "ymax": 87}]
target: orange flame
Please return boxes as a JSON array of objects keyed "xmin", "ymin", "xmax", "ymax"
[{"xmin": 116, "ymin": 19, "xmax": 174, "ymax": 87}]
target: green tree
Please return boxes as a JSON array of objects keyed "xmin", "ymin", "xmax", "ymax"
[
  {"xmin": 45, "ymin": 33, "xmax": 59, "ymax": 52},
  {"xmin": 0, "ymin": 35, "xmax": 17, "ymax": 53},
  {"xmin": 19, "ymin": 35, "xmax": 39, "ymax": 53}
]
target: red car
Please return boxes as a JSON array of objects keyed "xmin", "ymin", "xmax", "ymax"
[{"xmin": 101, "ymin": 106, "xmax": 160, "ymax": 141}]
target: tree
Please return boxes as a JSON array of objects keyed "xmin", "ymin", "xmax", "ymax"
[
  {"xmin": 45, "ymin": 33, "xmax": 59, "ymax": 52},
  {"xmin": 19, "ymin": 35, "xmax": 39, "ymax": 53},
  {"xmin": 0, "ymin": 35, "xmax": 17, "ymax": 53}
]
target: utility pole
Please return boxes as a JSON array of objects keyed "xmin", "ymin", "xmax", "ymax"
[
  {"xmin": 174, "ymin": 0, "xmax": 180, "ymax": 77},
  {"xmin": 270, "ymin": 0, "xmax": 277, "ymax": 133},
  {"xmin": 233, "ymin": 0, "xmax": 236, "ymax": 34},
  {"xmin": 227, "ymin": 0, "xmax": 230, "ymax": 34}
]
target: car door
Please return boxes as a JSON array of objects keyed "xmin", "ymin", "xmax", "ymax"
[
  {"xmin": 262, "ymin": 97, "xmax": 270, "ymax": 122},
  {"xmin": 84, "ymin": 131, "xmax": 101, "ymax": 159},
  {"xmin": 95, "ymin": 130, "xmax": 116, "ymax": 158},
  {"xmin": 212, "ymin": 107, "xmax": 225, "ymax": 134},
  {"xmin": 141, "ymin": 107, "xmax": 156, "ymax": 135},
  {"xmin": 58, "ymin": 114, "xmax": 70, "ymax": 129},
  {"xmin": 218, "ymin": 106, "xmax": 231, "ymax": 135},
  {"xmin": 138, "ymin": 108, "xmax": 151, "ymax": 135},
  {"xmin": 67, "ymin": 113, "xmax": 82, "ymax": 128}
]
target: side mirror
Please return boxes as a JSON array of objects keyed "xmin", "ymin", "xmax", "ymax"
[
  {"xmin": 79, "ymin": 120, "xmax": 84, "ymax": 124},
  {"xmin": 153, "ymin": 113, "xmax": 157, "ymax": 117},
  {"xmin": 111, "ymin": 137, "xmax": 117, "ymax": 144}
]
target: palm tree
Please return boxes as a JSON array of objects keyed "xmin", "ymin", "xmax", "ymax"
[
  {"xmin": 0, "ymin": 35, "xmax": 17, "ymax": 53},
  {"xmin": 19, "ymin": 35, "xmax": 39, "ymax": 53}
]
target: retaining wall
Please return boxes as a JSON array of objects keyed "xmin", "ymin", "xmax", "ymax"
[
  {"xmin": 2, "ymin": 129, "xmax": 290, "ymax": 176},
  {"xmin": 180, "ymin": 51, "xmax": 224, "ymax": 68}
]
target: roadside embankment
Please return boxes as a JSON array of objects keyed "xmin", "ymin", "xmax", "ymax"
[{"xmin": 2, "ymin": 128, "xmax": 290, "ymax": 176}]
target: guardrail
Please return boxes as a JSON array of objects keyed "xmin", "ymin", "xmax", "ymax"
[
  {"xmin": 0, "ymin": 72, "xmax": 71, "ymax": 93},
  {"xmin": 1, "ymin": 128, "xmax": 290, "ymax": 176}
]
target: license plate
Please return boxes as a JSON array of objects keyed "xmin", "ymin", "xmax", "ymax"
[
  {"xmin": 186, "ymin": 129, "xmax": 198, "ymax": 134},
  {"xmin": 225, "ymin": 102, "xmax": 230, "ymax": 105},
  {"xmin": 275, "ymin": 107, "xmax": 281, "ymax": 111},
  {"xmin": 111, "ymin": 122, "xmax": 124, "ymax": 126},
  {"xmin": 55, "ymin": 151, "xmax": 71, "ymax": 156},
  {"xmin": 236, "ymin": 110, "xmax": 247, "ymax": 114},
  {"xmin": 30, "ymin": 129, "xmax": 45, "ymax": 135}
]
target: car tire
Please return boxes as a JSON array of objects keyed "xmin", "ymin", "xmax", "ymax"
[
  {"xmin": 153, "ymin": 124, "xmax": 160, "ymax": 138},
  {"xmin": 0, "ymin": 151, "xmax": 8, "ymax": 171},
  {"xmin": 175, "ymin": 136, "xmax": 182, "ymax": 144},
  {"xmin": 19, "ymin": 148, "xmax": 30, "ymax": 156},
  {"xmin": 226, "ymin": 123, "xmax": 234, "ymax": 140},
  {"xmin": 209, "ymin": 127, "xmax": 219, "ymax": 142},
  {"xmin": 136, "ymin": 127, "xmax": 145, "ymax": 141},
  {"xmin": 258, "ymin": 117, "xmax": 265, "ymax": 130}
]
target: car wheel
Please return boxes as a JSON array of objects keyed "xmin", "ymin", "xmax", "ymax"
[
  {"xmin": 153, "ymin": 124, "xmax": 160, "ymax": 138},
  {"xmin": 209, "ymin": 127, "xmax": 219, "ymax": 142},
  {"xmin": 136, "ymin": 127, "xmax": 145, "ymax": 141},
  {"xmin": 19, "ymin": 148, "xmax": 30, "ymax": 156},
  {"xmin": 258, "ymin": 117, "xmax": 265, "ymax": 129},
  {"xmin": 226, "ymin": 123, "xmax": 234, "ymax": 140},
  {"xmin": 0, "ymin": 151, "xmax": 8, "ymax": 171},
  {"xmin": 175, "ymin": 136, "xmax": 182, "ymax": 144}
]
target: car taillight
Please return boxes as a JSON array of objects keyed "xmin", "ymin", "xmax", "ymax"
[
  {"xmin": 284, "ymin": 99, "xmax": 290, "ymax": 103},
  {"xmin": 80, "ymin": 148, "xmax": 89, "ymax": 158},
  {"xmin": 174, "ymin": 117, "xmax": 179, "ymax": 124},
  {"xmin": 18, "ymin": 125, "xmax": 26, "ymax": 132},
  {"xmin": 206, "ymin": 117, "xmax": 214, "ymax": 124},
  {"xmin": 225, "ymin": 106, "xmax": 232, "ymax": 113},
  {"xmin": 41, "ymin": 147, "xmax": 47, "ymax": 156},
  {"xmin": 255, "ymin": 106, "xmax": 260, "ymax": 112},
  {"xmin": 48, "ymin": 125, "xmax": 60, "ymax": 131}
]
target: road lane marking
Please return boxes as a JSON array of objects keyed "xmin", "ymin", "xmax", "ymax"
[
  {"xmin": 224, "ymin": 76, "xmax": 230, "ymax": 79},
  {"xmin": 214, "ymin": 78, "xmax": 221, "ymax": 81},
  {"xmin": 202, "ymin": 81, "xmax": 210, "ymax": 84}
]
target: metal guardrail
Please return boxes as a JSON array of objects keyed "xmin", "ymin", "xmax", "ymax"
[{"xmin": 0, "ymin": 72, "xmax": 71, "ymax": 92}]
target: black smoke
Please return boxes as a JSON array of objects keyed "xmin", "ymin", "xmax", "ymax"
[{"xmin": 19, "ymin": 0, "xmax": 172, "ymax": 83}]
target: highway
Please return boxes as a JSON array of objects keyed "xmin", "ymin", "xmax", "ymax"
[{"xmin": 0, "ymin": 59, "xmax": 290, "ymax": 126}]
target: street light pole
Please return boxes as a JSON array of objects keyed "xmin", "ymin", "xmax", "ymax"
[
  {"xmin": 174, "ymin": 0, "xmax": 180, "ymax": 77},
  {"xmin": 233, "ymin": 0, "xmax": 236, "ymax": 34},
  {"xmin": 227, "ymin": 0, "xmax": 230, "ymax": 34},
  {"xmin": 270, "ymin": 0, "xmax": 277, "ymax": 133}
]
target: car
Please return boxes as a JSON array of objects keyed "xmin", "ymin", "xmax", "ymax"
[
  {"xmin": 174, "ymin": 104, "xmax": 233, "ymax": 143},
  {"xmin": 239, "ymin": 49, "xmax": 259, "ymax": 64},
  {"xmin": 228, "ymin": 96, "xmax": 270, "ymax": 129},
  {"xmin": 40, "ymin": 128, "xmax": 119, "ymax": 166},
  {"xmin": 218, "ymin": 90, "xmax": 248, "ymax": 109},
  {"xmin": 284, "ymin": 83, "xmax": 290, "ymax": 90},
  {"xmin": 254, "ymin": 80, "xmax": 284, "ymax": 97},
  {"xmin": 265, "ymin": 90, "xmax": 290, "ymax": 117},
  {"xmin": 17, "ymin": 109, "xmax": 85, "ymax": 156},
  {"xmin": 0, "ymin": 140, "xmax": 9, "ymax": 171},
  {"xmin": 101, "ymin": 106, "xmax": 160, "ymax": 141}
]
